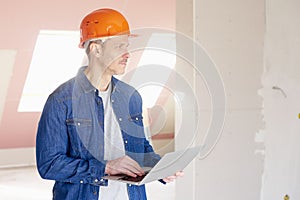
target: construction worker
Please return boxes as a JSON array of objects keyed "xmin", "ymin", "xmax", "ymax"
[{"xmin": 36, "ymin": 8, "xmax": 182, "ymax": 200}]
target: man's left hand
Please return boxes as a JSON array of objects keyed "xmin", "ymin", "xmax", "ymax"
[{"xmin": 163, "ymin": 171, "xmax": 184, "ymax": 183}]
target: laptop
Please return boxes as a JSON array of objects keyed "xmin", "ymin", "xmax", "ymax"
[{"xmin": 102, "ymin": 146, "xmax": 202, "ymax": 185}]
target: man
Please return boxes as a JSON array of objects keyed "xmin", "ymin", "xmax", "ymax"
[{"xmin": 36, "ymin": 8, "xmax": 182, "ymax": 200}]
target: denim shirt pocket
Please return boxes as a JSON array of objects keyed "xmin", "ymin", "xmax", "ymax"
[
  {"xmin": 128, "ymin": 113, "xmax": 145, "ymax": 136},
  {"xmin": 66, "ymin": 118, "xmax": 92, "ymax": 156},
  {"xmin": 128, "ymin": 113, "xmax": 143, "ymax": 126}
]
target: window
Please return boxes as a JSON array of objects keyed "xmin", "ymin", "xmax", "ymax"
[{"xmin": 18, "ymin": 30, "xmax": 85, "ymax": 112}]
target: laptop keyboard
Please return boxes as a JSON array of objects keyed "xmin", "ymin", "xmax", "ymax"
[{"xmin": 120, "ymin": 172, "xmax": 149, "ymax": 182}]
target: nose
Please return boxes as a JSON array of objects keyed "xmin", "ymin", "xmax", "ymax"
[{"xmin": 122, "ymin": 52, "xmax": 130, "ymax": 59}]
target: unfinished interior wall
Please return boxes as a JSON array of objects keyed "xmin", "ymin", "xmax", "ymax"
[
  {"xmin": 195, "ymin": 1, "xmax": 265, "ymax": 199},
  {"xmin": 176, "ymin": 0, "xmax": 265, "ymax": 199},
  {"xmin": 260, "ymin": 0, "xmax": 300, "ymax": 199},
  {"xmin": 174, "ymin": 0, "xmax": 197, "ymax": 199}
]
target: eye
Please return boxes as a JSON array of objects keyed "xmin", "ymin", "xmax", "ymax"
[{"xmin": 115, "ymin": 43, "xmax": 129, "ymax": 49}]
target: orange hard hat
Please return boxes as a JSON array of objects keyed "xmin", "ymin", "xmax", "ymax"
[{"xmin": 79, "ymin": 8, "xmax": 131, "ymax": 48}]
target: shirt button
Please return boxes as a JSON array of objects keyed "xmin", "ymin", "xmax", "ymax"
[
  {"xmin": 100, "ymin": 179, "xmax": 104, "ymax": 182},
  {"xmin": 119, "ymin": 118, "xmax": 122, "ymax": 121},
  {"xmin": 129, "ymin": 184, "xmax": 132, "ymax": 187},
  {"xmin": 77, "ymin": 122, "xmax": 81, "ymax": 126},
  {"xmin": 111, "ymin": 99, "xmax": 114, "ymax": 103},
  {"xmin": 80, "ymin": 180, "xmax": 83, "ymax": 184},
  {"xmin": 125, "ymin": 140, "xmax": 128, "ymax": 144},
  {"xmin": 135, "ymin": 117, "xmax": 139, "ymax": 121},
  {"xmin": 94, "ymin": 179, "xmax": 98, "ymax": 183}
]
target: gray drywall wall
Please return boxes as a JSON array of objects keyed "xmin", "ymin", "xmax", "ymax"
[
  {"xmin": 175, "ymin": 0, "xmax": 265, "ymax": 199},
  {"xmin": 260, "ymin": 0, "xmax": 300, "ymax": 199}
]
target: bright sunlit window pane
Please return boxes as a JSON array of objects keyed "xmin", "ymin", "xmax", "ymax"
[
  {"xmin": 18, "ymin": 30, "xmax": 85, "ymax": 112},
  {"xmin": 134, "ymin": 33, "xmax": 176, "ymax": 108}
]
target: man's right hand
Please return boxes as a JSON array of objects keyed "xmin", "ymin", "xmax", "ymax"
[{"xmin": 105, "ymin": 155, "xmax": 145, "ymax": 177}]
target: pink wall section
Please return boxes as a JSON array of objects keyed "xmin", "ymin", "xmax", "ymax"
[{"xmin": 0, "ymin": 0, "xmax": 175, "ymax": 148}]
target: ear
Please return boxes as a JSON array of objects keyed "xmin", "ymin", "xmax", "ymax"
[{"xmin": 90, "ymin": 42, "xmax": 102, "ymax": 57}]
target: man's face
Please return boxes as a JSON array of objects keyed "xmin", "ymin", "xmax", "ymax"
[{"xmin": 101, "ymin": 35, "xmax": 130, "ymax": 75}]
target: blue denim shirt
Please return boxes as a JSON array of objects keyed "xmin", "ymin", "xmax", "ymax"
[{"xmin": 36, "ymin": 66, "xmax": 160, "ymax": 200}]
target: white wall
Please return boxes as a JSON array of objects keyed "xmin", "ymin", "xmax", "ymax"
[
  {"xmin": 0, "ymin": 148, "xmax": 35, "ymax": 168},
  {"xmin": 195, "ymin": 0, "xmax": 265, "ymax": 199},
  {"xmin": 176, "ymin": 0, "xmax": 265, "ymax": 199},
  {"xmin": 174, "ymin": 0, "xmax": 197, "ymax": 198},
  {"xmin": 176, "ymin": 0, "xmax": 300, "ymax": 199},
  {"xmin": 260, "ymin": 0, "xmax": 300, "ymax": 199}
]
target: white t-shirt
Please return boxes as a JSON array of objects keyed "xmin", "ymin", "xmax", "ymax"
[{"xmin": 98, "ymin": 84, "xmax": 129, "ymax": 200}]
